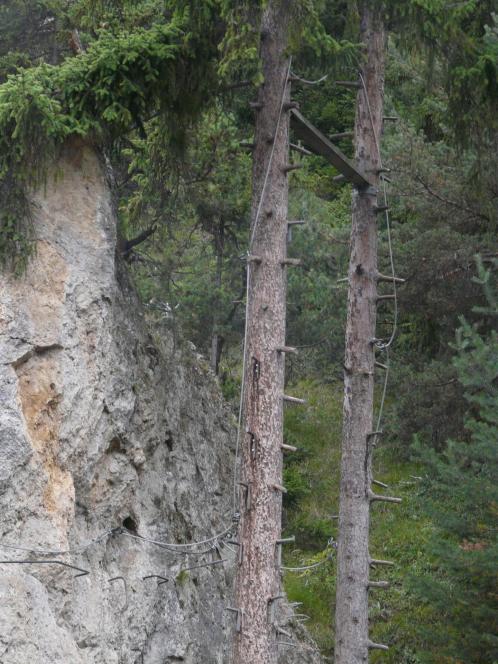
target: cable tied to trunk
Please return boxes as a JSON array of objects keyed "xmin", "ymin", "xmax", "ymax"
[{"xmin": 359, "ymin": 72, "xmax": 398, "ymax": 436}]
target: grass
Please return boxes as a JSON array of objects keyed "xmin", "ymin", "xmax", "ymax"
[{"xmin": 282, "ymin": 380, "xmax": 438, "ymax": 663}]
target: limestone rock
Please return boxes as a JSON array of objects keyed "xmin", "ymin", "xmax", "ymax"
[{"xmin": 0, "ymin": 141, "xmax": 322, "ymax": 663}]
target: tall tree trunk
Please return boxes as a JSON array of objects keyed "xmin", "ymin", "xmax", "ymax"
[
  {"xmin": 232, "ymin": 2, "xmax": 291, "ymax": 662},
  {"xmin": 334, "ymin": 4, "xmax": 386, "ymax": 663}
]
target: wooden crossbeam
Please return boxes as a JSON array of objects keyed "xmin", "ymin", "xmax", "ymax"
[{"xmin": 290, "ymin": 109, "xmax": 373, "ymax": 189}]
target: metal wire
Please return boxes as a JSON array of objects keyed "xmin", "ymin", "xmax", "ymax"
[
  {"xmin": 0, "ymin": 528, "xmax": 116, "ymax": 556},
  {"xmin": 290, "ymin": 71, "xmax": 328, "ymax": 85},
  {"xmin": 280, "ymin": 558, "xmax": 329, "ymax": 572},
  {"xmin": 120, "ymin": 527, "xmax": 233, "ymax": 556},
  {"xmin": 358, "ymin": 72, "xmax": 399, "ymax": 434},
  {"xmin": 0, "ymin": 522, "xmax": 235, "ymax": 559}
]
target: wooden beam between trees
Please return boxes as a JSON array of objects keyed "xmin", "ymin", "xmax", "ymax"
[{"xmin": 290, "ymin": 109, "xmax": 373, "ymax": 188}]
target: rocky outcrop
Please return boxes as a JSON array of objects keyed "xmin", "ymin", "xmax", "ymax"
[{"xmin": 0, "ymin": 141, "xmax": 322, "ymax": 663}]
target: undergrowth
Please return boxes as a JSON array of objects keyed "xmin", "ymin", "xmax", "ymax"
[{"xmin": 282, "ymin": 380, "xmax": 438, "ymax": 663}]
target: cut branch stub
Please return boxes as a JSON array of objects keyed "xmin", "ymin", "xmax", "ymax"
[
  {"xmin": 282, "ymin": 163, "xmax": 303, "ymax": 174},
  {"xmin": 334, "ymin": 80, "xmax": 361, "ymax": 89},
  {"xmin": 368, "ymin": 490, "xmax": 402, "ymax": 504},
  {"xmin": 367, "ymin": 640, "xmax": 389, "ymax": 651},
  {"xmin": 330, "ymin": 131, "xmax": 354, "ymax": 140},
  {"xmin": 280, "ymin": 258, "xmax": 301, "ymax": 267},
  {"xmin": 369, "ymin": 558, "xmax": 394, "ymax": 567},
  {"xmin": 368, "ymin": 580, "xmax": 390, "ymax": 589},
  {"xmin": 290, "ymin": 143, "xmax": 312, "ymax": 156},
  {"xmin": 283, "ymin": 395, "xmax": 306, "ymax": 405},
  {"xmin": 276, "ymin": 346, "xmax": 298, "ymax": 354},
  {"xmin": 376, "ymin": 272, "xmax": 405, "ymax": 283}
]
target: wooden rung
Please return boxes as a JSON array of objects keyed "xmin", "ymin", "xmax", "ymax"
[
  {"xmin": 240, "ymin": 142, "xmax": 255, "ymax": 150},
  {"xmin": 276, "ymin": 346, "xmax": 298, "ymax": 355},
  {"xmin": 383, "ymin": 116, "xmax": 398, "ymax": 122},
  {"xmin": 281, "ymin": 258, "xmax": 302, "ymax": 267},
  {"xmin": 368, "ymin": 580, "xmax": 390, "ymax": 589},
  {"xmin": 376, "ymin": 272, "xmax": 405, "ymax": 283},
  {"xmin": 281, "ymin": 443, "xmax": 297, "ymax": 452},
  {"xmin": 287, "ymin": 219, "xmax": 306, "ymax": 226},
  {"xmin": 247, "ymin": 255, "xmax": 262, "ymax": 264},
  {"xmin": 283, "ymin": 395, "xmax": 306, "ymax": 405},
  {"xmin": 375, "ymin": 361, "xmax": 388, "ymax": 370},
  {"xmin": 282, "ymin": 163, "xmax": 303, "ymax": 174},
  {"xmin": 370, "ymin": 558, "xmax": 395, "ymax": 567},
  {"xmin": 335, "ymin": 80, "xmax": 361, "ymax": 89},
  {"xmin": 330, "ymin": 131, "xmax": 354, "ymax": 140},
  {"xmin": 372, "ymin": 479, "xmax": 388, "ymax": 488},
  {"xmin": 249, "ymin": 101, "xmax": 263, "ymax": 110},
  {"xmin": 367, "ymin": 430, "xmax": 383, "ymax": 438},
  {"xmin": 376, "ymin": 294, "xmax": 395, "ymax": 301},
  {"xmin": 276, "ymin": 536, "xmax": 295, "ymax": 544},
  {"xmin": 373, "ymin": 205, "xmax": 389, "ymax": 214},
  {"xmin": 368, "ymin": 640, "xmax": 389, "ymax": 651},
  {"xmin": 272, "ymin": 483, "xmax": 287, "ymax": 493},
  {"xmin": 333, "ymin": 174, "xmax": 347, "ymax": 183},
  {"xmin": 368, "ymin": 490, "xmax": 402, "ymax": 504},
  {"xmin": 290, "ymin": 143, "xmax": 312, "ymax": 156}
]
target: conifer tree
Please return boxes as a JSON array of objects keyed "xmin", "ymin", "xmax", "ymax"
[{"xmin": 411, "ymin": 258, "xmax": 498, "ymax": 663}]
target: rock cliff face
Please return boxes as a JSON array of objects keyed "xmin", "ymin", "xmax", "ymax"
[{"xmin": 0, "ymin": 142, "xmax": 322, "ymax": 663}]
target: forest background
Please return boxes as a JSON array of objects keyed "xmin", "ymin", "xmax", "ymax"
[{"xmin": 0, "ymin": 1, "xmax": 496, "ymax": 662}]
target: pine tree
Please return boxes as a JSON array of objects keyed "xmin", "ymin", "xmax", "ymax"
[{"xmin": 412, "ymin": 258, "xmax": 498, "ymax": 663}]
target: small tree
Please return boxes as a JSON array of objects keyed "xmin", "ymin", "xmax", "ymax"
[{"xmin": 411, "ymin": 258, "xmax": 498, "ymax": 664}]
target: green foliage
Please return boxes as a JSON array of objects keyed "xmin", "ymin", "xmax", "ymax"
[
  {"xmin": 409, "ymin": 259, "xmax": 498, "ymax": 663},
  {"xmin": 387, "ymin": 0, "xmax": 498, "ymax": 143},
  {"xmin": 0, "ymin": 7, "xmax": 220, "ymax": 268}
]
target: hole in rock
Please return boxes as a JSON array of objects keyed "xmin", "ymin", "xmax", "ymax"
[
  {"xmin": 107, "ymin": 436, "xmax": 124, "ymax": 454},
  {"xmin": 122, "ymin": 516, "xmax": 138, "ymax": 534}
]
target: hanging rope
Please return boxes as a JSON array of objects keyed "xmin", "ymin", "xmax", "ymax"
[
  {"xmin": 290, "ymin": 71, "xmax": 328, "ymax": 86},
  {"xmin": 358, "ymin": 72, "xmax": 399, "ymax": 435}
]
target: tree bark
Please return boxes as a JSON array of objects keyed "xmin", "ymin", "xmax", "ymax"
[
  {"xmin": 232, "ymin": 2, "xmax": 291, "ymax": 662},
  {"xmin": 334, "ymin": 4, "xmax": 386, "ymax": 663}
]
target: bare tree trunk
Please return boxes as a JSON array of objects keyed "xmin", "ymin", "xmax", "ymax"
[
  {"xmin": 334, "ymin": 4, "xmax": 386, "ymax": 663},
  {"xmin": 232, "ymin": 2, "xmax": 291, "ymax": 662}
]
